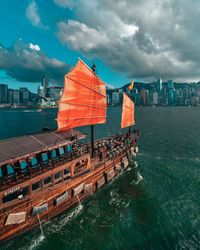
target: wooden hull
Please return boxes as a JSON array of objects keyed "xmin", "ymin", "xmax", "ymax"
[{"xmin": 0, "ymin": 142, "xmax": 137, "ymax": 242}]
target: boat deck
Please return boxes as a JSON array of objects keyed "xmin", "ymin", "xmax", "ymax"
[{"xmin": 0, "ymin": 130, "xmax": 139, "ymax": 192}]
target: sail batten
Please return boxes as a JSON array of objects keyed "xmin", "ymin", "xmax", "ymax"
[
  {"xmin": 59, "ymin": 116, "xmax": 106, "ymax": 120},
  {"xmin": 58, "ymin": 101, "xmax": 106, "ymax": 110},
  {"xmin": 66, "ymin": 76, "xmax": 107, "ymax": 98},
  {"xmin": 121, "ymin": 93, "xmax": 135, "ymax": 128},
  {"xmin": 57, "ymin": 59, "xmax": 107, "ymax": 131}
]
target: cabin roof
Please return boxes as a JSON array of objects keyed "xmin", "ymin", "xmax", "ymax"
[{"xmin": 0, "ymin": 129, "xmax": 87, "ymax": 165}]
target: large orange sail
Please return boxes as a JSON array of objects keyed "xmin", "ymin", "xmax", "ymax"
[
  {"xmin": 121, "ymin": 93, "xmax": 135, "ymax": 128},
  {"xmin": 57, "ymin": 59, "xmax": 107, "ymax": 131}
]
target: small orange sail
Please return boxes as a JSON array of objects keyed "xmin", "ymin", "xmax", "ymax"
[
  {"xmin": 57, "ymin": 59, "xmax": 107, "ymax": 131},
  {"xmin": 121, "ymin": 93, "xmax": 135, "ymax": 128}
]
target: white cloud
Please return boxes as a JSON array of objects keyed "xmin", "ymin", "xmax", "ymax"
[
  {"xmin": 29, "ymin": 43, "xmax": 40, "ymax": 51},
  {"xmin": 120, "ymin": 24, "xmax": 139, "ymax": 38},
  {"xmin": 55, "ymin": 0, "xmax": 200, "ymax": 82},
  {"xmin": 53, "ymin": 0, "xmax": 75, "ymax": 10},
  {"xmin": 26, "ymin": 1, "xmax": 41, "ymax": 27},
  {"xmin": 106, "ymin": 84, "xmax": 115, "ymax": 90},
  {"xmin": 57, "ymin": 20, "xmax": 109, "ymax": 52},
  {"xmin": 0, "ymin": 40, "xmax": 71, "ymax": 85}
]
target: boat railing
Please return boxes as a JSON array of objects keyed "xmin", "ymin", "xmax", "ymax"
[
  {"xmin": 0, "ymin": 143, "xmax": 90, "ymax": 191},
  {"xmin": 92, "ymin": 131, "xmax": 139, "ymax": 170},
  {"xmin": 0, "ymin": 129, "xmax": 138, "ymax": 190}
]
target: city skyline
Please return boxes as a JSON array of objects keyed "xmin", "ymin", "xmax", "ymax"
[
  {"xmin": 1, "ymin": 1, "xmax": 200, "ymax": 92},
  {"xmin": 1, "ymin": 77, "xmax": 200, "ymax": 107}
]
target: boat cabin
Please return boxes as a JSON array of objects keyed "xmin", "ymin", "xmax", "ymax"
[{"xmin": 0, "ymin": 129, "xmax": 88, "ymax": 195}]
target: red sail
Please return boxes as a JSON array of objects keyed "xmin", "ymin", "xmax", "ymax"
[
  {"xmin": 57, "ymin": 59, "xmax": 107, "ymax": 131},
  {"xmin": 121, "ymin": 93, "xmax": 135, "ymax": 128}
]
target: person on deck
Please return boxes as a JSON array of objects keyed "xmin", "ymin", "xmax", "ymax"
[
  {"xmin": 99, "ymin": 150, "xmax": 103, "ymax": 162},
  {"xmin": 127, "ymin": 138, "xmax": 130, "ymax": 145}
]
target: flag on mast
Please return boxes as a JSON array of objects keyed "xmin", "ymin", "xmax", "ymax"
[{"xmin": 128, "ymin": 80, "xmax": 134, "ymax": 90}]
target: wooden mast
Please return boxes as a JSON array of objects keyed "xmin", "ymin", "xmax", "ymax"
[{"xmin": 91, "ymin": 61, "xmax": 96, "ymax": 158}]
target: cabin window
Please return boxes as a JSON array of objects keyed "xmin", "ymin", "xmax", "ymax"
[
  {"xmin": 67, "ymin": 145, "xmax": 71, "ymax": 152},
  {"xmin": 64, "ymin": 168, "xmax": 70, "ymax": 175},
  {"xmin": 0, "ymin": 167, "xmax": 2, "ymax": 179},
  {"xmin": 2, "ymin": 186, "xmax": 28, "ymax": 204},
  {"xmin": 59, "ymin": 147, "xmax": 64, "ymax": 155},
  {"xmin": 30, "ymin": 157, "xmax": 39, "ymax": 169},
  {"xmin": 7, "ymin": 165, "xmax": 15, "ymax": 178},
  {"xmin": 31, "ymin": 157, "xmax": 37, "ymax": 165},
  {"xmin": 19, "ymin": 160, "xmax": 28, "ymax": 173},
  {"xmin": 44, "ymin": 176, "xmax": 52, "ymax": 185},
  {"xmin": 51, "ymin": 150, "xmax": 57, "ymax": 158},
  {"xmin": 32, "ymin": 181, "xmax": 41, "ymax": 191},
  {"xmin": 54, "ymin": 171, "xmax": 61, "ymax": 180},
  {"xmin": 41, "ymin": 153, "xmax": 48, "ymax": 162},
  {"xmin": 63, "ymin": 167, "xmax": 71, "ymax": 181}
]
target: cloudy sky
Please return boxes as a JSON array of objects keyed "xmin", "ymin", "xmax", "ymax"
[{"xmin": 0, "ymin": 0, "xmax": 199, "ymax": 92}]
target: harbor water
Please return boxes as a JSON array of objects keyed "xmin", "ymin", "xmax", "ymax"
[{"xmin": 1, "ymin": 106, "xmax": 200, "ymax": 249}]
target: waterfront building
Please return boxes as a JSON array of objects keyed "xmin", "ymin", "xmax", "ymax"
[
  {"xmin": 20, "ymin": 88, "xmax": 30, "ymax": 104},
  {"xmin": 13, "ymin": 90, "xmax": 20, "ymax": 104},
  {"xmin": 168, "ymin": 89, "xmax": 174, "ymax": 104},
  {"xmin": 157, "ymin": 78, "xmax": 162, "ymax": 90},
  {"xmin": 173, "ymin": 90, "xmax": 178, "ymax": 104},
  {"xmin": 42, "ymin": 74, "xmax": 48, "ymax": 90},
  {"xmin": 8, "ymin": 89, "xmax": 13, "ymax": 104},
  {"xmin": 126, "ymin": 88, "xmax": 131, "ymax": 95},
  {"xmin": 37, "ymin": 86, "xmax": 45, "ymax": 98},
  {"xmin": 133, "ymin": 93, "xmax": 140, "ymax": 105},
  {"xmin": 162, "ymin": 87, "xmax": 168, "ymax": 104},
  {"xmin": 49, "ymin": 87, "xmax": 62, "ymax": 101},
  {"xmin": 185, "ymin": 99, "xmax": 190, "ymax": 106},
  {"xmin": 188, "ymin": 87, "xmax": 192, "ymax": 99},
  {"xmin": 178, "ymin": 96, "xmax": 184, "ymax": 105},
  {"xmin": 112, "ymin": 92, "xmax": 119, "ymax": 105},
  {"xmin": 35, "ymin": 96, "xmax": 48, "ymax": 107},
  {"xmin": 167, "ymin": 80, "xmax": 174, "ymax": 89},
  {"xmin": 183, "ymin": 86, "xmax": 188, "ymax": 100},
  {"xmin": 0, "ymin": 84, "xmax": 8, "ymax": 104},
  {"xmin": 191, "ymin": 96, "xmax": 199, "ymax": 106},
  {"xmin": 147, "ymin": 92, "xmax": 153, "ymax": 105},
  {"xmin": 153, "ymin": 91, "xmax": 159, "ymax": 105},
  {"xmin": 118, "ymin": 88, "xmax": 123, "ymax": 104},
  {"xmin": 141, "ymin": 88, "xmax": 147, "ymax": 105},
  {"xmin": 106, "ymin": 95, "xmax": 110, "ymax": 105},
  {"xmin": 132, "ymin": 88, "xmax": 138, "ymax": 94}
]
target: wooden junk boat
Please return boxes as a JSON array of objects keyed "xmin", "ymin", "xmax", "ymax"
[{"xmin": 0, "ymin": 59, "xmax": 140, "ymax": 242}]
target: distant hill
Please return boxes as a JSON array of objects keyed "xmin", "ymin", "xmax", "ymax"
[{"xmin": 106, "ymin": 80, "xmax": 199, "ymax": 95}]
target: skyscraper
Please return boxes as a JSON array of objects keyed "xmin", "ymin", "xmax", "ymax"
[
  {"xmin": 13, "ymin": 90, "xmax": 20, "ymax": 104},
  {"xmin": 20, "ymin": 88, "xmax": 30, "ymax": 104},
  {"xmin": 37, "ymin": 86, "xmax": 45, "ymax": 98},
  {"xmin": 8, "ymin": 89, "xmax": 14, "ymax": 104},
  {"xmin": 157, "ymin": 78, "xmax": 162, "ymax": 90},
  {"xmin": 153, "ymin": 91, "xmax": 159, "ymax": 104},
  {"xmin": 168, "ymin": 89, "xmax": 174, "ymax": 104},
  {"xmin": 167, "ymin": 80, "xmax": 174, "ymax": 89},
  {"xmin": 49, "ymin": 87, "xmax": 62, "ymax": 101},
  {"xmin": 0, "ymin": 84, "xmax": 8, "ymax": 104},
  {"xmin": 42, "ymin": 74, "xmax": 48, "ymax": 89},
  {"xmin": 112, "ymin": 92, "xmax": 119, "ymax": 105},
  {"xmin": 141, "ymin": 88, "xmax": 147, "ymax": 105}
]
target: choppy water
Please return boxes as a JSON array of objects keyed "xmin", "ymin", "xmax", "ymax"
[{"xmin": 1, "ymin": 106, "xmax": 200, "ymax": 250}]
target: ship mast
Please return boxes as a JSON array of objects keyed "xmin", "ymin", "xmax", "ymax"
[{"xmin": 91, "ymin": 61, "xmax": 96, "ymax": 158}]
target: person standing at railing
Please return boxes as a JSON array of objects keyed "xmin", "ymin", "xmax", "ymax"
[{"xmin": 99, "ymin": 150, "xmax": 103, "ymax": 162}]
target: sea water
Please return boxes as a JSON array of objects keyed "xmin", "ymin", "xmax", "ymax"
[{"xmin": 1, "ymin": 106, "xmax": 200, "ymax": 249}]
